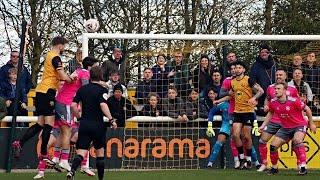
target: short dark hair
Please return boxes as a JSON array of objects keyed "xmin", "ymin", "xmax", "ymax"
[
  {"xmin": 148, "ymin": 92, "xmax": 159, "ymax": 99},
  {"xmin": 11, "ymin": 50, "xmax": 19, "ymax": 54},
  {"xmin": 200, "ymin": 54, "xmax": 209, "ymax": 60},
  {"xmin": 276, "ymin": 67, "xmax": 287, "ymax": 74},
  {"xmin": 144, "ymin": 67, "xmax": 152, "ymax": 72},
  {"xmin": 234, "ymin": 61, "xmax": 246, "ymax": 69},
  {"xmin": 82, "ymin": 56, "xmax": 99, "ymax": 70},
  {"xmin": 90, "ymin": 66, "xmax": 103, "ymax": 81},
  {"xmin": 293, "ymin": 68, "xmax": 303, "ymax": 73},
  {"xmin": 206, "ymin": 87, "xmax": 218, "ymax": 94},
  {"xmin": 109, "ymin": 70, "xmax": 119, "ymax": 76},
  {"xmin": 168, "ymin": 85, "xmax": 177, "ymax": 92},
  {"xmin": 157, "ymin": 54, "xmax": 166, "ymax": 61},
  {"xmin": 275, "ymin": 82, "xmax": 287, "ymax": 89},
  {"xmin": 211, "ymin": 70, "xmax": 221, "ymax": 76},
  {"xmin": 188, "ymin": 88, "xmax": 199, "ymax": 95},
  {"xmin": 52, "ymin": 36, "xmax": 68, "ymax": 46}
]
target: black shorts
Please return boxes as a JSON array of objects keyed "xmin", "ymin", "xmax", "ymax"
[
  {"xmin": 35, "ymin": 89, "xmax": 56, "ymax": 116},
  {"xmin": 76, "ymin": 124, "xmax": 106, "ymax": 150},
  {"xmin": 233, "ymin": 112, "xmax": 255, "ymax": 126}
]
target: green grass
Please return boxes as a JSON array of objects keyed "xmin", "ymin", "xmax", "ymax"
[{"xmin": 1, "ymin": 169, "xmax": 320, "ymax": 180}]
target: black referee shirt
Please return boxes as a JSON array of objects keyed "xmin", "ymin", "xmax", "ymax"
[{"xmin": 73, "ymin": 82, "xmax": 108, "ymax": 125}]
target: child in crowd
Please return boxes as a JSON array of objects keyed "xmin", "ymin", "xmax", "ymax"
[
  {"xmin": 201, "ymin": 87, "xmax": 219, "ymax": 112},
  {"xmin": 186, "ymin": 88, "xmax": 208, "ymax": 120},
  {"xmin": 162, "ymin": 86, "xmax": 187, "ymax": 121},
  {"xmin": 0, "ymin": 68, "xmax": 28, "ymax": 126},
  {"xmin": 142, "ymin": 92, "xmax": 164, "ymax": 117}
]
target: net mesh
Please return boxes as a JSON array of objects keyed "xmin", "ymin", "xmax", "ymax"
[{"xmin": 89, "ymin": 38, "xmax": 320, "ymax": 169}]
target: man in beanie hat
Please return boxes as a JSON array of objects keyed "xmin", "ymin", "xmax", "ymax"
[
  {"xmin": 249, "ymin": 44, "xmax": 276, "ymax": 116},
  {"xmin": 107, "ymin": 83, "xmax": 137, "ymax": 127}
]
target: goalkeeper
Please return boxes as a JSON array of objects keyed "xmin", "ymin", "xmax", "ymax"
[{"xmin": 207, "ymin": 63, "xmax": 260, "ymax": 169}]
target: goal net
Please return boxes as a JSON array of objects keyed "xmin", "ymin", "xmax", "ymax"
[{"xmin": 82, "ymin": 34, "xmax": 320, "ymax": 169}]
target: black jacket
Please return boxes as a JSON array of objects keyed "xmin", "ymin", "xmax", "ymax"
[
  {"xmin": 106, "ymin": 96, "xmax": 137, "ymax": 127},
  {"xmin": 249, "ymin": 56, "xmax": 276, "ymax": 110}
]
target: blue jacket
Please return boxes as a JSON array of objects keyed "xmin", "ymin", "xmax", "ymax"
[
  {"xmin": 302, "ymin": 63, "xmax": 319, "ymax": 95},
  {"xmin": 152, "ymin": 64, "xmax": 172, "ymax": 98},
  {"xmin": 0, "ymin": 80, "xmax": 27, "ymax": 103},
  {"xmin": 136, "ymin": 79, "xmax": 157, "ymax": 104},
  {"xmin": 0, "ymin": 61, "xmax": 33, "ymax": 93},
  {"xmin": 249, "ymin": 56, "xmax": 276, "ymax": 108}
]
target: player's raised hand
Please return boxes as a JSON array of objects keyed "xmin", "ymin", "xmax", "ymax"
[{"xmin": 206, "ymin": 122, "xmax": 215, "ymax": 137}]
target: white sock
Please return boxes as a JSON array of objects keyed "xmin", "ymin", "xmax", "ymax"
[
  {"xmin": 246, "ymin": 156, "xmax": 252, "ymax": 162},
  {"xmin": 234, "ymin": 156, "xmax": 239, "ymax": 162},
  {"xmin": 239, "ymin": 154, "xmax": 244, "ymax": 159}
]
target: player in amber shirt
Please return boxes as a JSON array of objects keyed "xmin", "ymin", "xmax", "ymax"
[
  {"xmin": 12, "ymin": 36, "xmax": 74, "ymax": 164},
  {"xmin": 231, "ymin": 61, "xmax": 264, "ymax": 169},
  {"xmin": 259, "ymin": 82, "xmax": 316, "ymax": 175}
]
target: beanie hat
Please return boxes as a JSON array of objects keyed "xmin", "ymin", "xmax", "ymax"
[{"xmin": 113, "ymin": 83, "xmax": 123, "ymax": 93}]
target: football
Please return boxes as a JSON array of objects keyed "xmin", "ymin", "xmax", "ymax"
[{"xmin": 83, "ymin": 19, "xmax": 100, "ymax": 33}]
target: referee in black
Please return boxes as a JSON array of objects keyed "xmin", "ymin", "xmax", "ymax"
[{"xmin": 67, "ymin": 66, "xmax": 116, "ymax": 180}]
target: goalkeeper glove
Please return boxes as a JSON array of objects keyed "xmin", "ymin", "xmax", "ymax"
[
  {"xmin": 206, "ymin": 121, "xmax": 215, "ymax": 137},
  {"xmin": 252, "ymin": 120, "xmax": 261, "ymax": 136}
]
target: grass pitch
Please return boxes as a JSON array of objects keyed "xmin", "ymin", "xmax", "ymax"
[{"xmin": 0, "ymin": 169, "xmax": 319, "ymax": 180}]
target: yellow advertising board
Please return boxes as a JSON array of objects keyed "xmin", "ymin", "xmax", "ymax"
[{"xmin": 267, "ymin": 128, "xmax": 320, "ymax": 169}]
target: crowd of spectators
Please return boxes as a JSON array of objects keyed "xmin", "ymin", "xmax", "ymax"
[{"xmin": 1, "ymin": 45, "xmax": 320, "ymax": 127}]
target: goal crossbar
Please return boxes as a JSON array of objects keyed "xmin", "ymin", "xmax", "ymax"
[{"xmin": 82, "ymin": 33, "xmax": 320, "ymax": 57}]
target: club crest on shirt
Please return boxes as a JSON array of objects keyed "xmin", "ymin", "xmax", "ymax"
[{"xmin": 285, "ymin": 106, "xmax": 290, "ymax": 111}]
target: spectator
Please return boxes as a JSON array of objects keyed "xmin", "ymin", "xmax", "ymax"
[
  {"xmin": 136, "ymin": 68, "xmax": 157, "ymax": 104},
  {"xmin": 0, "ymin": 50, "xmax": 33, "ymax": 93},
  {"xmin": 185, "ymin": 89, "xmax": 207, "ymax": 120},
  {"xmin": 162, "ymin": 86, "xmax": 187, "ymax": 121},
  {"xmin": 205, "ymin": 70, "xmax": 222, "ymax": 98},
  {"xmin": 217, "ymin": 52, "xmax": 238, "ymax": 78},
  {"xmin": 142, "ymin": 92, "xmax": 164, "ymax": 117},
  {"xmin": 312, "ymin": 95, "xmax": 320, "ymax": 116},
  {"xmin": 249, "ymin": 44, "xmax": 276, "ymax": 116},
  {"xmin": 0, "ymin": 68, "xmax": 28, "ymax": 126},
  {"xmin": 302, "ymin": 52, "xmax": 319, "ymax": 95},
  {"xmin": 105, "ymin": 70, "xmax": 128, "ymax": 99},
  {"xmin": 287, "ymin": 55, "xmax": 303, "ymax": 80},
  {"xmin": 106, "ymin": 83, "xmax": 136, "ymax": 127},
  {"xmin": 193, "ymin": 54, "xmax": 213, "ymax": 98},
  {"xmin": 288, "ymin": 68, "xmax": 313, "ymax": 104},
  {"xmin": 201, "ymin": 87, "xmax": 218, "ymax": 112},
  {"xmin": 152, "ymin": 54, "xmax": 174, "ymax": 98},
  {"xmin": 0, "ymin": 96, "xmax": 8, "ymax": 120},
  {"xmin": 168, "ymin": 50, "xmax": 191, "ymax": 98},
  {"xmin": 67, "ymin": 48, "xmax": 82, "ymax": 74},
  {"xmin": 101, "ymin": 47, "xmax": 126, "ymax": 83}
]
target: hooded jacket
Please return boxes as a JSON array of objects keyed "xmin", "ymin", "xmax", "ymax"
[
  {"xmin": 249, "ymin": 55, "xmax": 276, "ymax": 109},
  {"xmin": 101, "ymin": 55, "xmax": 126, "ymax": 83}
]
